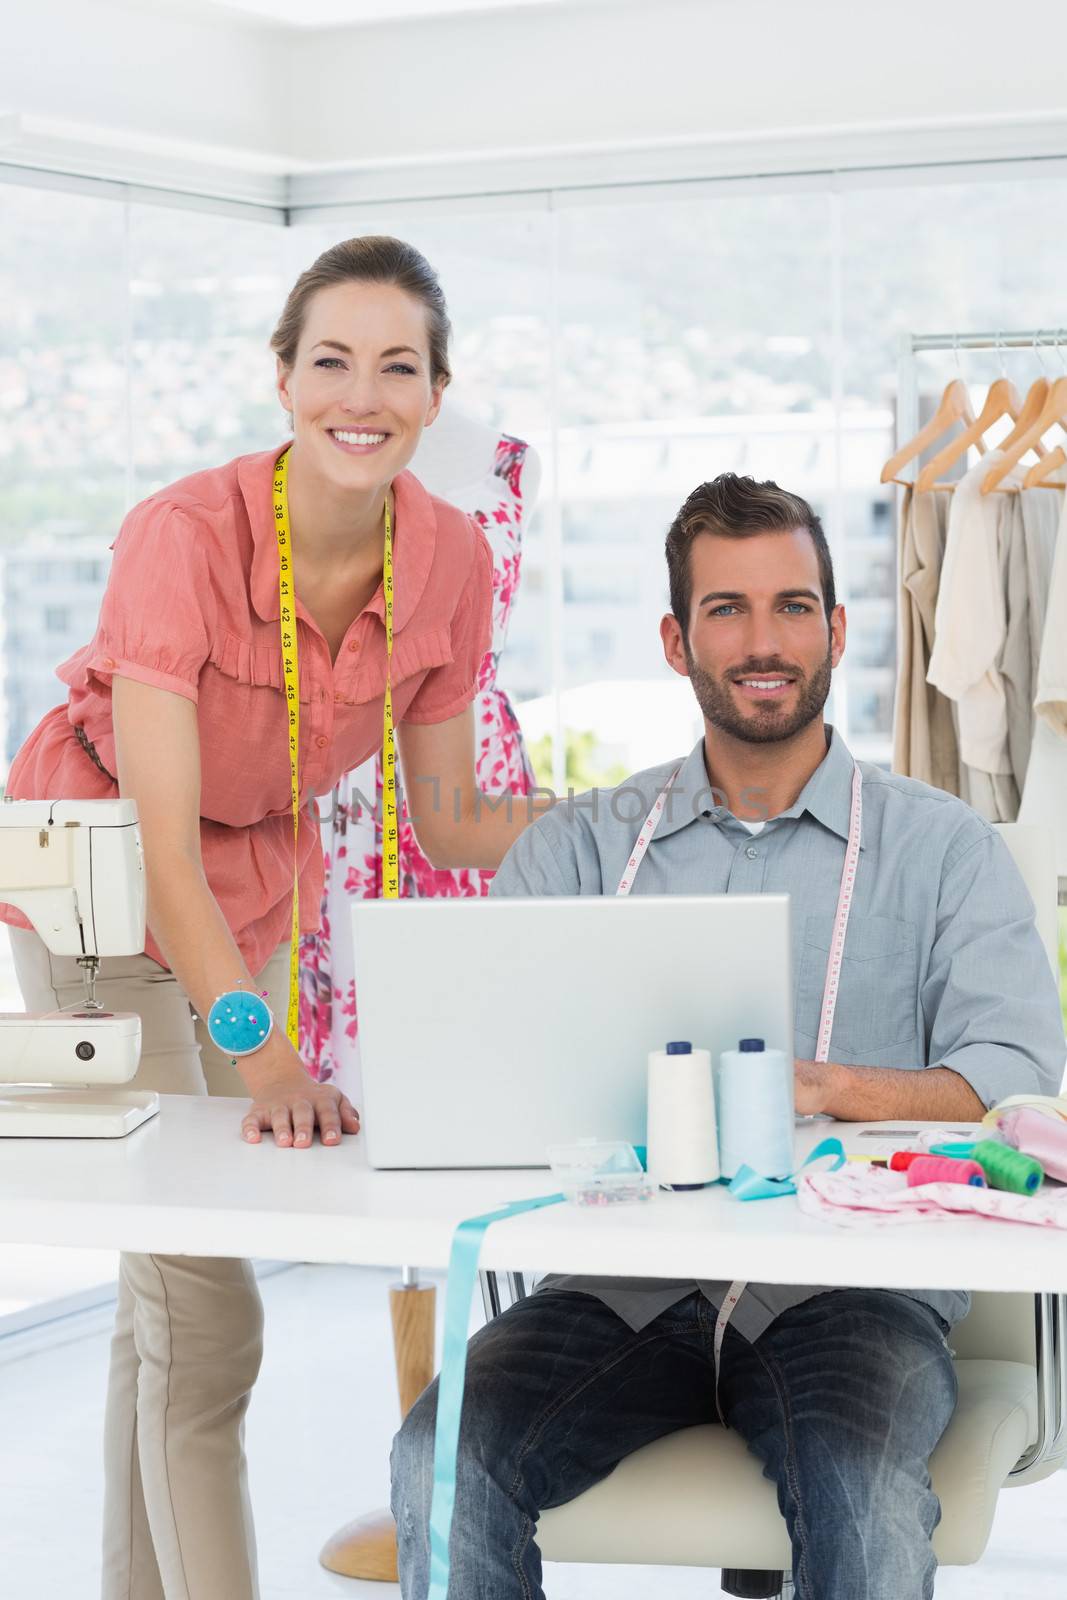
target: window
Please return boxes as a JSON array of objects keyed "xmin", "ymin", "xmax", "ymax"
[
  {"xmin": 553, "ymin": 188, "xmax": 837, "ymax": 781},
  {"xmin": 3, "ymin": 162, "xmax": 1067, "ymax": 1325},
  {"xmin": 0, "ymin": 193, "xmax": 287, "ymax": 775},
  {"xmin": 128, "ymin": 208, "xmax": 285, "ymax": 502}
]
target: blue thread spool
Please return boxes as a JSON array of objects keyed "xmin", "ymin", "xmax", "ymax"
[{"xmin": 207, "ymin": 990, "xmax": 273, "ymax": 1057}]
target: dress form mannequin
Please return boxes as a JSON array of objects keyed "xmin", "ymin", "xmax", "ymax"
[
  {"xmin": 411, "ymin": 397, "xmax": 542, "ymax": 510},
  {"xmin": 411, "ymin": 399, "xmax": 497, "ymax": 492}
]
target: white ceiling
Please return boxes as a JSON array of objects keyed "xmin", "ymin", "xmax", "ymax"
[
  {"xmin": 197, "ymin": 0, "xmax": 586, "ymax": 27},
  {"xmin": 11, "ymin": 0, "xmax": 1067, "ymax": 202}
]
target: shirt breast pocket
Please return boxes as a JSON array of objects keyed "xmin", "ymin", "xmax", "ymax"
[{"xmin": 795, "ymin": 912, "xmax": 919, "ymax": 1058}]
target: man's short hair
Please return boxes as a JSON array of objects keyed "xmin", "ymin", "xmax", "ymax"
[{"xmin": 665, "ymin": 474, "xmax": 837, "ymax": 631}]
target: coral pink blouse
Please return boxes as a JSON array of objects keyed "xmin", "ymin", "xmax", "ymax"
[{"xmin": 0, "ymin": 446, "xmax": 493, "ymax": 975}]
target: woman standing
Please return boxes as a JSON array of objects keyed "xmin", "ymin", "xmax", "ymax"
[{"xmin": 0, "ymin": 237, "xmax": 539, "ymax": 1599}]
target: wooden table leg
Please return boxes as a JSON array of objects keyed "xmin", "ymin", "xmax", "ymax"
[{"xmin": 319, "ymin": 1268, "xmax": 436, "ymax": 1582}]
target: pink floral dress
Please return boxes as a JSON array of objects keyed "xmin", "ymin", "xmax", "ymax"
[{"xmin": 297, "ymin": 434, "xmax": 535, "ymax": 1092}]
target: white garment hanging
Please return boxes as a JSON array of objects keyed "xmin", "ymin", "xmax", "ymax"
[{"xmin": 927, "ymin": 451, "xmax": 1017, "ymax": 781}]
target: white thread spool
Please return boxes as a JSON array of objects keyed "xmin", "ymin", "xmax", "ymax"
[
  {"xmin": 717, "ymin": 1037, "xmax": 794, "ymax": 1181},
  {"xmin": 646, "ymin": 1041, "xmax": 719, "ymax": 1189}
]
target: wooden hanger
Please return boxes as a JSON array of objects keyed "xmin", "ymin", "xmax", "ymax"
[
  {"xmin": 993, "ymin": 375, "xmax": 1050, "ymax": 458},
  {"xmin": 880, "ymin": 379, "xmax": 977, "ymax": 485},
  {"xmin": 1024, "ymin": 444, "xmax": 1066, "ymax": 488},
  {"xmin": 914, "ymin": 377, "xmax": 1016, "ymax": 491},
  {"xmin": 1017, "ymin": 377, "xmax": 1060, "ymax": 486},
  {"xmin": 982, "ymin": 376, "xmax": 1067, "ymax": 494}
]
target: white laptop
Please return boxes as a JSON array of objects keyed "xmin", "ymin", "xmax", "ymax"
[{"xmin": 353, "ymin": 894, "xmax": 793, "ymax": 1170}]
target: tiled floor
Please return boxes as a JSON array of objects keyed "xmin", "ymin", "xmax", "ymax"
[{"xmin": 0, "ymin": 1259, "xmax": 1065, "ymax": 1599}]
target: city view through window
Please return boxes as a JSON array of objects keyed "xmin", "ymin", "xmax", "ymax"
[{"xmin": 3, "ymin": 170, "xmax": 1067, "ymax": 1021}]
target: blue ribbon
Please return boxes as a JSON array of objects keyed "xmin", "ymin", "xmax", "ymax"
[
  {"xmin": 427, "ymin": 1192, "xmax": 565, "ymax": 1600},
  {"xmin": 728, "ymin": 1136, "xmax": 846, "ymax": 1200}
]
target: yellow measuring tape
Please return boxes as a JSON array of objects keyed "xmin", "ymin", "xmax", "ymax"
[{"xmin": 272, "ymin": 446, "xmax": 399, "ymax": 1052}]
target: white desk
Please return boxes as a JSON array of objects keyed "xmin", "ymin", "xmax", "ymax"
[{"xmin": 2, "ymin": 1095, "xmax": 1067, "ymax": 1295}]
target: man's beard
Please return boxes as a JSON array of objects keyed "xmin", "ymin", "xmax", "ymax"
[{"xmin": 685, "ymin": 646, "xmax": 833, "ymax": 745}]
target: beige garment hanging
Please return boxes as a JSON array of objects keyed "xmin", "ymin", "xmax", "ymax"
[
  {"xmin": 955, "ymin": 761, "xmax": 1018, "ymax": 823},
  {"xmin": 998, "ymin": 486, "xmax": 1064, "ymax": 794},
  {"xmin": 1020, "ymin": 488, "xmax": 1067, "ymax": 876},
  {"xmin": 892, "ymin": 486, "xmax": 960, "ymax": 794},
  {"xmin": 959, "ymin": 500, "xmax": 1019, "ymax": 822}
]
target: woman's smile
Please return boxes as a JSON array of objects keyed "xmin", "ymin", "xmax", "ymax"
[{"xmin": 326, "ymin": 427, "xmax": 391, "ymax": 456}]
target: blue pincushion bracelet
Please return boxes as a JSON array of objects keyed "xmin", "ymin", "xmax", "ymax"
[{"xmin": 207, "ymin": 990, "xmax": 274, "ymax": 1058}]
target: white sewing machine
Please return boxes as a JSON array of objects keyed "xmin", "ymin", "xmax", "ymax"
[{"xmin": 0, "ymin": 796, "xmax": 155, "ymax": 1138}]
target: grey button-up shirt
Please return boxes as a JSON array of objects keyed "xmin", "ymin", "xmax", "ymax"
[{"xmin": 490, "ymin": 726, "xmax": 1066, "ymax": 1340}]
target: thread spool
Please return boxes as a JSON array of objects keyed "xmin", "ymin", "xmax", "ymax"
[
  {"xmin": 970, "ymin": 1139, "xmax": 1043, "ymax": 1195},
  {"xmin": 716, "ymin": 1037, "xmax": 793, "ymax": 1181},
  {"xmin": 889, "ymin": 1150, "xmax": 924, "ymax": 1172},
  {"xmin": 906, "ymin": 1155, "xmax": 987, "ymax": 1189},
  {"xmin": 646, "ymin": 1041, "xmax": 719, "ymax": 1189}
]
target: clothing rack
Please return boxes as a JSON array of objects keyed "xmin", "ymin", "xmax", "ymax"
[
  {"xmin": 895, "ymin": 330, "xmax": 1067, "ymax": 907},
  {"xmin": 896, "ymin": 329, "xmax": 1067, "ymax": 458}
]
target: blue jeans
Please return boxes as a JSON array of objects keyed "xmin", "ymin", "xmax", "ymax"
[{"xmin": 391, "ymin": 1287, "xmax": 958, "ymax": 1600}]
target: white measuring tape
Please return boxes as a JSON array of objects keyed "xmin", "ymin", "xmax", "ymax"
[{"xmin": 617, "ymin": 755, "xmax": 863, "ymax": 1422}]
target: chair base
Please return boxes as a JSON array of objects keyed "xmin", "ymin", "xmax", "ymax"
[
  {"xmin": 721, "ymin": 1570, "xmax": 789, "ymax": 1598},
  {"xmin": 318, "ymin": 1509, "xmax": 398, "ymax": 1581}
]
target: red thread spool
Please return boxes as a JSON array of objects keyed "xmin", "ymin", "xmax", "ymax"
[
  {"xmin": 906, "ymin": 1155, "xmax": 987, "ymax": 1189},
  {"xmin": 889, "ymin": 1150, "xmax": 923, "ymax": 1171}
]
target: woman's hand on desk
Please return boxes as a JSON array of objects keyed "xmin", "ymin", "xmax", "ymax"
[{"xmin": 238, "ymin": 1037, "xmax": 360, "ymax": 1149}]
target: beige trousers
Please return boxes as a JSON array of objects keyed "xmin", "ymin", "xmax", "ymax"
[{"xmin": 10, "ymin": 927, "xmax": 292, "ymax": 1600}]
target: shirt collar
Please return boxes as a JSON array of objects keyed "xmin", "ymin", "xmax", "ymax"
[
  {"xmin": 651, "ymin": 723, "xmax": 863, "ymax": 848},
  {"xmin": 652, "ymin": 739, "xmax": 722, "ymax": 840},
  {"xmin": 775, "ymin": 725, "xmax": 864, "ymax": 848},
  {"xmin": 240, "ymin": 446, "xmax": 436, "ymax": 632}
]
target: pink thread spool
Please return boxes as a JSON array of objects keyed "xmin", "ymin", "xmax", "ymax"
[{"xmin": 906, "ymin": 1155, "xmax": 986, "ymax": 1189}]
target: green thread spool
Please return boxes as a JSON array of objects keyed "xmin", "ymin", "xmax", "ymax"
[{"xmin": 970, "ymin": 1139, "xmax": 1043, "ymax": 1195}]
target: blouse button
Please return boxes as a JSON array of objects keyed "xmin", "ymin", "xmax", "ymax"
[
  {"xmin": 334, "ymin": 691, "xmax": 343, "ymax": 702},
  {"xmin": 103, "ymin": 657, "xmax": 116, "ymax": 669},
  {"xmin": 347, "ymin": 640, "xmax": 360, "ymax": 653},
  {"xmin": 316, "ymin": 735, "xmax": 328, "ymax": 749}
]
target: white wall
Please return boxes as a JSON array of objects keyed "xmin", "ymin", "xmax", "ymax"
[{"xmin": 2, "ymin": 0, "xmax": 1067, "ymax": 185}]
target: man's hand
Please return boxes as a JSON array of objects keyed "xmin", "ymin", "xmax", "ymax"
[
  {"xmin": 794, "ymin": 1058, "xmax": 844, "ymax": 1116},
  {"xmin": 793, "ymin": 1058, "xmax": 986, "ymax": 1122}
]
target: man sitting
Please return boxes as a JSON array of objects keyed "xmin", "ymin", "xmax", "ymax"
[{"xmin": 391, "ymin": 474, "xmax": 1065, "ymax": 1600}]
